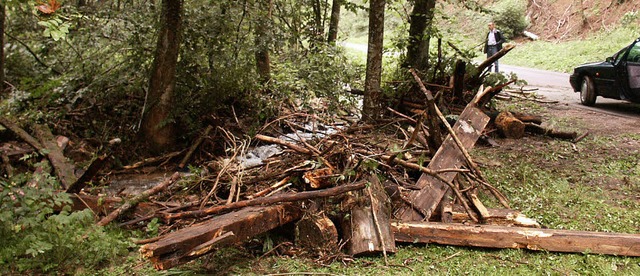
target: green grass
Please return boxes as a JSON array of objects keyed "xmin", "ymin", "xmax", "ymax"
[{"xmin": 502, "ymin": 27, "xmax": 639, "ymax": 73}]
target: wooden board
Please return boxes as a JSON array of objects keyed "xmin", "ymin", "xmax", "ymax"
[
  {"xmin": 140, "ymin": 204, "xmax": 302, "ymax": 270},
  {"xmin": 392, "ymin": 221, "xmax": 640, "ymax": 257},
  {"xmin": 395, "ymin": 106, "xmax": 490, "ymax": 221}
]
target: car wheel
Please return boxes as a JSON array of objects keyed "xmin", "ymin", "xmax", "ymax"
[{"xmin": 580, "ymin": 76, "xmax": 597, "ymax": 106}]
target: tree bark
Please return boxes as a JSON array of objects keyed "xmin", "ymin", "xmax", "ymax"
[
  {"xmin": 362, "ymin": 0, "xmax": 386, "ymax": 122},
  {"xmin": 393, "ymin": 221, "xmax": 640, "ymax": 257},
  {"xmin": 327, "ymin": 0, "xmax": 341, "ymax": 44},
  {"xmin": 0, "ymin": 4, "xmax": 5, "ymax": 92},
  {"xmin": 343, "ymin": 176, "xmax": 395, "ymax": 256},
  {"xmin": 141, "ymin": 204, "xmax": 303, "ymax": 270},
  {"xmin": 255, "ymin": 0, "xmax": 272, "ymax": 83},
  {"xmin": 404, "ymin": 0, "xmax": 436, "ymax": 71},
  {"xmin": 141, "ymin": 0, "xmax": 183, "ymax": 152}
]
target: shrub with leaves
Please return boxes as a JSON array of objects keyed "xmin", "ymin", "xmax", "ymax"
[
  {"xmin": 0, "ymin": 163, "xmax": 131, "ymax": 274},
  {"xmin": 492, "ymin": 0, "xmax": 529, "ymax": 39}
]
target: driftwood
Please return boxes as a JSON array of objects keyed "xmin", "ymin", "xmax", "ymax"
[
  {"xmin": 162, "ymin": 181, "xmax": 367, "ymax": 222},
  {"xmin": 140, "ymin": 204, "xmax": 303, "ymax": 270},
  {"xmin": 33, "ymin": 124, "xmax": 77, "ymax": 189},
  {"xmin": 392, "ymin": 221, "xmax": 640, "ymax": 257},
  {"xmin": 97, "ymin": 172, "xmax": 181, "ymax": 226}
]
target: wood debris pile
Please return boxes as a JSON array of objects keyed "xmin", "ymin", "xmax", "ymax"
[{"xmin": 1, "ymin": 48, "xmax": 637, "ymax": 270}]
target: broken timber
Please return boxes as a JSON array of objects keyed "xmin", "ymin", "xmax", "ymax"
[
  {"xmin": 395, "ymin": 97, "xmax": 490, "ymax": 221},
  {"xmin": 140, "ymin": 204, "xmax": 302, "ymax": 270},
  {"xmin": 392, "ymin": 221, "xmax": 640, "ymax": 257}
]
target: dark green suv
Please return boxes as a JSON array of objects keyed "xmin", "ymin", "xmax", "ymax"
[{"xmin": 569, "ymin": 37, "xmax": 640, "ymax": 105}]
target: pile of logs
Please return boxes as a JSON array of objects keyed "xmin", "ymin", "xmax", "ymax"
[{"xmin": 0, "ymin": 48, "xmax": 636, "ymax": 271}]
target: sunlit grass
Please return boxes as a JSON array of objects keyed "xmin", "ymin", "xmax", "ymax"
[{"xmin": 503, "ymin": 27, "xmax": 639, "ymax": 72}]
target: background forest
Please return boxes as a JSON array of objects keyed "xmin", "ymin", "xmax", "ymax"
[{"xmin": 1, "ymin": 0, "xmax": 639, "ymax": 274}]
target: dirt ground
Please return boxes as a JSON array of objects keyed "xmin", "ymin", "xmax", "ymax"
[{"xmin": 527, "ymin": 0, "xmax": 640, "ymax": 41}]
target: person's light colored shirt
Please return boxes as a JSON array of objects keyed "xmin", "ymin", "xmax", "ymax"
[{"xmin": 487, "ymin": 31, "xmax": 497, "ymax": 46}]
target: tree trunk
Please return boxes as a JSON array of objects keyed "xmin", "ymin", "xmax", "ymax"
[
  {"xmin": 255, "ymin": 0, "xmax": 272, "ymax": 83},
  {"xmin": 311, "ymin": 0, "xmax": 324, "ymax": 45},
  {"xmin": 362, "ymin": 0, "xmax": 386, "ymax": 122},
  {"xmin": 327, "ymin": 0, "xmax": 341, "ymax": 44},
  {"xmin": 0, "ymin": 4, "xmax": 4, "ymax": 92},
  {"xmin": 404, "ymin": 0, "xmax": 436, "ymax": 71},
  {"xmin": 141, "ymin": 0, "xmax": 182, "ymax": 152}
]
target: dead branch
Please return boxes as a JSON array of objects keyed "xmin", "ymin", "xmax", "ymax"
[
  {"xmin": 179, "ymin": 125, "xmax": 213, "ymax": 169},
  {"xmin": 255, "ymin": 134, "xmax": 311, "ymax": 155},
  {"xmin": 33, "ymin": 124, "xmax": 77, "ymax": 189},
  {"xmin": 162, "ymin": 181, "xmax": 367, "ymax": 222},
  {"xmin": 97, "ymin": 172, "xmax": 181, "ymax": 226},
  {"xmin": 0, "ymin": 117, "xmax": 43, "ymax": 150},
  {"xmin": 123, "ymin": 151, "xmax": 183, "ymax": 170},
  {"xmin": 66, "ymin": 154, "xmax": 109, "ymax": 193}
]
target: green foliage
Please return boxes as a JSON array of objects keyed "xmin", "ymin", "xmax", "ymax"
[
  {"xmin": 270, "ymin": 45, "xmax": 363, "ymax": 113},
  {"xmin": 0, "ymin": 168, "xmax": 131, "ymax": 274},
  {"xmin": 491, "ymin": 0, "xmax": 529, "ymax": 39},
  {"xmin": 620, "ymin": 10, "xmax": 639, "ymax": 26},
  {"xmin": 37, "ymin": 16, "xmax": 70, "ymax": 41}
]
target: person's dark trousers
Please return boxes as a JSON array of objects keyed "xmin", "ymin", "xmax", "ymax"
[{"xmin": 486, "ymin": 45, "xmax": 499, "ymax": 72}]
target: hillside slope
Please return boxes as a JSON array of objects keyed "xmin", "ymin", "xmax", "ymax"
[{"xmin": 527, "ymin": 0, "xmax": 639, "ymax": 40}]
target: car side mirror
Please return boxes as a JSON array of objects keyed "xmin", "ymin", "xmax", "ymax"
[{"xmin": 606, "ymin": 56, "xmax": 613, "ymax": 63}]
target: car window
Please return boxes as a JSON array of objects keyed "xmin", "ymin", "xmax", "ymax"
[
  {"xmin": 626, "ymin": 42, "xmax": 640, "ymax": 63},
  {"xmin": 613, "ymin": 47, "xmax": 628, "ymax": 63}
]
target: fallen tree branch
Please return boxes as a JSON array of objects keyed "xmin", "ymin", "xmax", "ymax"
[
  {"xmin": 33, "ymin": 124, "xmax": 77, "ymax": 189},
  {"xmin": 0, "ymin": 117, "xmax": 43, "ymax": 151},
  {"xmin": 179, "ymin": 125, "xmax": 213, "ymax": 169},
  {"xmin": 122, "ymin": 151, "xmax": 183, "ymax": 170},
  {"xmin": 255, "ymin": 134, "xmax": 311, "ymax": 155},
  {"xmin": 525, "ymin": 123, "xmax": 577, "ymax": 140},
  {"xmin": 97, "ymin": 172, "xmax": 181, "ymax": 226},
  {"xmin": 162, "ymin": 181, "xmax": 367, "ymax": 222}
]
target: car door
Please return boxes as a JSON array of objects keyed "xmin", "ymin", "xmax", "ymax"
[
  {"xmin": 595, "ymin": 49, "xmax": 625, "ymax": 98},
  {"xmin": 615, "ymin": 38, "xmax": 640, "ymax": 101}
]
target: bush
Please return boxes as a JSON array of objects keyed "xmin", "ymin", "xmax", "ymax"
[
  {"xmin": 0, "ymin": 163, "xmax": 132, "ymax": 274},
  {"xmin": 492, "ymin": 0, "xmax": 529, "ymax": 39}
]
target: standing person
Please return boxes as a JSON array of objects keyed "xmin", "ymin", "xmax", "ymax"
[{"xmin": 483, "ymin": 22, "xmax": 504, "ymax": 73}]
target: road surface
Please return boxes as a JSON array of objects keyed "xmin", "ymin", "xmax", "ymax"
[
  {"xmin": 340, "ymin": 42, "xmax": 639, "ymax": 118},
  {"xmin": 500, "ymin": 65, "xmax": 640, "ymax": 118}
]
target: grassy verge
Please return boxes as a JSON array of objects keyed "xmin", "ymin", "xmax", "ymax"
[{"xmin": 502, "ymin": 27, "xmax": 639, "ymax": 73}]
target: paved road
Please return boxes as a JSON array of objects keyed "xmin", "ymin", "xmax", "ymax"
[
  {"xmin": 341, "ymin": 42, "xmax": 639, "ymax": 118},
  {"xmin": 501, "ymin": 64, "xmax": 640, "ymax": 118}
]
